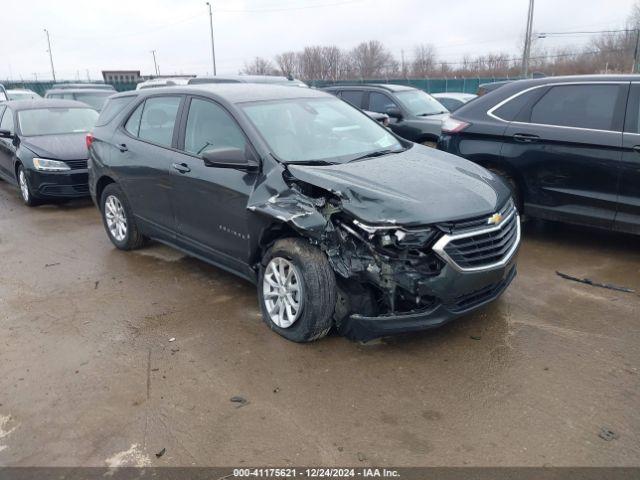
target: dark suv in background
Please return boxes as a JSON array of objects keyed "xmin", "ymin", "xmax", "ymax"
[
  {"xmin": 322, "ymin": 84, "xmax": 448, "ymax": 146},
  {"xmin": 438, "ymin": 75, "xmax": 640, "ymax": 236}
]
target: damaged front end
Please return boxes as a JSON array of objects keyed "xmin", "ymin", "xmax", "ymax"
[{"xmin": 249, "ymin": 163, "xmax": 519, "ymax": 342}]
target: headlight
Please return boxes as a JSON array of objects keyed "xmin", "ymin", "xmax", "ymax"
[
  {"xmin": 352, "ymin": 219, "xmax": 436, "ymax": 248},
  {"xmin": 32, "ymin": 158, "xmax": 70, "ymax": 172}
]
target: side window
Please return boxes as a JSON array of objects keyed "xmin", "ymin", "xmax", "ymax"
[
  {"xmin": 530, "ymin": 84, "xmax": 620, "ymax": 130},
  {"xmin": 369, "ymin": 92, "xmax": 398, "ymax": 114},
  {"xmin": 184, "ymin": 98, "xmax": 247, "ymax": 155},
  {"xmin": 624, "ymin": 84, "xmax": 640, "ymax": 134},
  {"xmin": 96, "ymin": 96, "xmax": 136, "ymax": 126},
  {"xmin": 138, "ymin": 96, "xmax": 181, "ymax": 147},
  {"xmin": 340, "ymin": 90, "xmax": 364, "ymax": 108},
  {"xmin": 124, "ymin": 101, "xmax": 145, "ymax": 136},
  {"xmin": 491, "ymin": 88, "xmax": 543, "ymax": 121},
  {"xmin": 0, "ymin": 108, "xmax": 14, "ymax": 133}
]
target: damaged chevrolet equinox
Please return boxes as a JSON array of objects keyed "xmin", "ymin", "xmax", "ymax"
[{"xmin": 88, "ymin": 84, "xmax": 521, "ymax": 342}]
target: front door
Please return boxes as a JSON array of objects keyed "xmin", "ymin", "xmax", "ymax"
[
  {"xmin": 617, "ymin": 83, "xmax": 640, "ymax": 234},
  {"xmin": 0, "ymin": 107, "xmax": 16, "ymax": 180},
  {"xmin": 170, "ymin": 96, "xmax": 256, "ymax": 268}
]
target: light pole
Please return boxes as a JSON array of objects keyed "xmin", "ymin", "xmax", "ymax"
[
  {"xmin": 206, "ymin": 2, "xmax": 217, "ymax": 76},
  {"xmin": 521, "ymin": 0, "xmax": 535, "ymax": 77},
  {"xmin": 150, "ymin": 50, "xmax": 159, "ymax": 76},
  {"xmin": 44, "ymin": 28, "xmax": 56, "ymax": 82}
]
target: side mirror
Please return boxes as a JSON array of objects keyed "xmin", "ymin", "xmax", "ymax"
[
  {"xmin": 385, "ymin": 106, "xmax": 402, "ymax": 119},
  {"xmin": 0, "ymin": 129, "xmax": 14, "ymax": 139},
  {"xmin": 202, "ymin": 147, "xmax": 258, "ymax": 172}
]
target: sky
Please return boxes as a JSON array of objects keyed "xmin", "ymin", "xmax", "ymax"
[{"xmin": 1, "ymin": 0, "xmax": 637, "ymax": 81}]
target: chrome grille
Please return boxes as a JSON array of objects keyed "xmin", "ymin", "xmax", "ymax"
[{"xmin": 433, "ymin": 202, "xmax": 520, "ymax": 272}]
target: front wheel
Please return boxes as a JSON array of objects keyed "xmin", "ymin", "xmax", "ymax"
[
  {"xmin": 100, "ymin": 183, "xmax": 146, "ymax": 250},
  {"xmin": 17, "ymin": 165, "xmax": 40, "ymax": 207},
  {"xmin": 258, "ymin": 238, "xmax": 336, "ymax": 342}
]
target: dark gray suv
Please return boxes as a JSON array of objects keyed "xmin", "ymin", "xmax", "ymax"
[
  {"xmin": 88, "ymin": 84, "xmax": 519, "ymax": 343},
  {"xmin": 322, "ymin": 84, "xmax": 449, "ymax": 146}
]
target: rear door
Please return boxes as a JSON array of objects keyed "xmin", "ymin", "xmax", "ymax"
[
  {"xmin": 112, "ymin": 95, "xmax": 183, "ymax": 236},
  {"xmin": 339, "ymin": 90, "xmax": 365, "ymax": 109},
  {"xmin": 618, "ymin": 83, "xmax": 640, "ymax": 234},
  {"xmin": 501, "ymin": 82, "xmax": 627, "ymax": 229}
]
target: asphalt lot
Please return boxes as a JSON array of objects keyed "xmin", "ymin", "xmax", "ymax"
[{"xmin": 0, "ymin": 180, "xmax": 638, "ymax": 467}]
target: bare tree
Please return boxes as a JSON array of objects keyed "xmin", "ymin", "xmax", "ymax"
[
  {"xmin": 411, "ymin": 44, "xmax": 437, "ymax": 77},
  {"xmin": 349, "ymin": 40, "xmax": 394, "ymax": 78},
  {"xmin": 243, "ymin": 57, "xmax": 275, "ymax": 75},
  {"xmin": 275, "ymin": 51, "xmax": 298, "ymax": 77}
]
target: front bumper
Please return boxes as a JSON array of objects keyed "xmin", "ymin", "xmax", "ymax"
[
  {"xmin": 338, "ymin": 257, "xmax": 518, "ymax": 342},
  {"xmin": 27, "ymin": 169, "xmax": 89, "ymax": 198}
]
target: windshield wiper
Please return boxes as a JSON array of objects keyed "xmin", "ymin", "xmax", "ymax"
[
  {"xmin": 285, "ymin": 159, "xmax": 337, "ymax": 166},
  {"xmin": 348, "ymin": 148, "xmax": 405, "ymax": 162}
]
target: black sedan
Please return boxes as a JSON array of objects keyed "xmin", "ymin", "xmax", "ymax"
[{"xmin": 0, "ymin": 99, "xmax": 98, "ymax": 206}]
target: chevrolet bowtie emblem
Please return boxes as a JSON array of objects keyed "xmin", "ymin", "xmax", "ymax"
[{"xmin": 488, "ymin": 213, "xmax": 503, "ymax": 225}]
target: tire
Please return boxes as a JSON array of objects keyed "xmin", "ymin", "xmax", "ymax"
[
  {"xmin": 100, "ymin": 183, "xmax": 146, "ymax": 250},
  {"xmin": 258, "ymin": 238, "xmax": 336, "ymax": 343},
  {"xmin": 17, "ymin": 165, "xmax": 41, "ymax": 207},
  {"xmin": 488, "ymin": 167, "xmax": 523, "ymax": 213},
  {"xmin": 421, "ymin": 139, "xmax": 437, "ymax": 148}
]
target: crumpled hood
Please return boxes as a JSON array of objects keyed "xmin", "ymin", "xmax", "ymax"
[
  {"xmin": 287, "ymin": 145, "xmax": 510, "ymax": 226},
  {"xmin": 22, "ymin": 133, "xmax": 88, "ymax": 160}
]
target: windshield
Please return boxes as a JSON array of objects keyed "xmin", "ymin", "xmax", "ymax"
[
  {"xmin": 18, "ymin": 108, "xmax": 98, "ymax": 136},
  {"xmin": 395, "ymin": 90, "xmax": 448, "ymax": 116},
  {"xmin": 8, "ymin": 91, "xmax": 40, "ymax": 100},
  {"xmin": 74, "ymin": 92, "xmax": 111, "ymax": 111},
  {"xmin": 241, "ymin": 97, "xmax": 403, "ymax": 164}
]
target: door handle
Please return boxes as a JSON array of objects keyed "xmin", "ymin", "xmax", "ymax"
[
  {"xmin": 512, "ymin": 133, "xmax": 540, "ymax": 143},
  {"xmin": 118, "ymin": 143, "xmax": 128, "ymax": 152},
  {"xmin": 172, "ymin": 162, "xmax": 191, "ymax": 174},
  {"xmin": 632, "ymin": 145, "xmax": 640, "ymax": 154}
]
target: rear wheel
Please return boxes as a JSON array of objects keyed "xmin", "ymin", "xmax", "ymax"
[
  {"xmin": 17, "ymin": 165, "xmax": 40, "ymax": 207},
  {"xmin": 258, "ymin": 238, "xmax": 336, "ymax": 342},
  {"xmin": 100, "ymin": 183, "xmax": 146, "ymax": 250}
]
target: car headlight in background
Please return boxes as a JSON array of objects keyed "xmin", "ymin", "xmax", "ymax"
[{"xmin": 32, "ymin": 158, "xmax": 71, "ymax": 172}]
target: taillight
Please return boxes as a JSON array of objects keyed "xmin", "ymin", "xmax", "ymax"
[
  {"xmin": 441, "ymin": 117, "xmax": 470, "ymax": 134},
  {"xmin": 85, "ymin": 133, "xmax": 94, "ymax": 149}
]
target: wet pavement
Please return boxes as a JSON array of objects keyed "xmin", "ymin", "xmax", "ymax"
[{"xmin": 0, "ymin": 181, "xmax": 638, "ymax": 467}]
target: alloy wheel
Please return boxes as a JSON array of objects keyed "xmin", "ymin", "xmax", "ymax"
[
  {"xmin": 104, "ymin": 195, "xmax": 128, "ymax": 242},
  {"xmin": 19, "ymin": 169, "xmax": 29, "ymax": 202},
  {"xmin": 262, "ymin": 257, "xmax": 303, "ymax": 328}
]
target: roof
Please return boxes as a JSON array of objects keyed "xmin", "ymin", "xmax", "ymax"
[
  {"xmin": 6, "ymin": 88, "xmax": 38, "ymax": 93},
  {"xmin": 322, "ymin": 83, "xmax": 415, "ymax": 92},
  {"xmin": 51, "ymin": 83, "xmax": 115, "ymax": 90},
  {"xmin": 432, "ymin": 92, "xmax": 477, "ymax": 100},
  {"xmin": 189, "ymin": 75, "xmax": 307, "ymax": 86},
  {"xmin": 2, "ymin": 99, "xmax": 90, "ymax": 110},
  {"xmin": 118, "ymin": 83, "xmax": 329, "ymax": 104},
  {"xmin": 46, "ymin": 88, "xmax": 115, "ymax": 95}
]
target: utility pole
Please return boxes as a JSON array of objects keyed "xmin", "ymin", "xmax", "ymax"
[
  {"xmin": 150, "ymin": 50, "xmax": 159, "ymax": 76},
  {"xmin": 44, "ymin": 28, "xmax": 56, "ymax": 82},
  {"xmin": 632, "ymin": 29, "xmax": 640, "ymax": 73},
  {"xmin": 521, "ymin": 0, "xmax": 535, "ymax": 77},
  {"xmin": 206, "ymin": 2, "xmax": 217, "ymax": 75}
]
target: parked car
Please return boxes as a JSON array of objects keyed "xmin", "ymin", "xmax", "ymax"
[
  {"xmin": 136, "ymin": 77, "xmax": 192, "ymax": 90},
  {"xmin": 188, "ymin": 74, "xmax": 308, "ymax": 88},
  {"xmin": 6, "ymin": 89, "xmax": 41, "ymax": 101},
  {"xmin": 45, "ymin": 87, "xmax": 114, "ymax": 111},
  {"xmin": 438, "ymin": 74, "xmax": 640, "ymax": 235},
  {"xmin": 432, "ymin": 92, "xmax": 477, "ymax": 112},
  {"xmin": 322, "ymin": 84, "xmax": 449, "ymax": 146},
  {"xmin": 0, "ymin": 99, "xmax": 98, "ymax": 206},
  {"xmin": 88, "ymin": 84, "xmax": 520, "ymax": 342}
]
